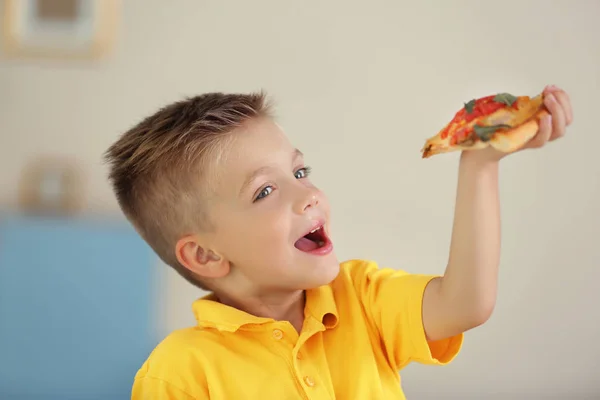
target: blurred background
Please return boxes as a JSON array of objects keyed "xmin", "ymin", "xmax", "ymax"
[{"xmin": 1, "ymin": 0, "xmax": 599, "ymax": 399}]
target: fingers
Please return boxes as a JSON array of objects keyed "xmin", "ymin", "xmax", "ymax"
[
  {"xmin": 528, "ymin": 114, "xmax": 553, "ymax": 148},
  {"xmin": 552, "ymin": 90, "xmax": 573, "ymax": 125},
  {"xmin": 544, "ymin": 85, "xmax": 573, "ymax": 125},
  {"xmin": 544, "ymin": 93, "xmax": 567, "ymax": 141},
  {"xmin": 522, "ymin": 84, "xmax": 572, "ymax": 152}
]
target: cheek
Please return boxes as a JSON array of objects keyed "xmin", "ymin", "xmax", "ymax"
[
  {"xmin": 224, "ymin": 207, "xmax": 292, "ymax": 255},
  {"xmin": 255, "ymin": 208, "xmax": 292, "ymax": 246}
]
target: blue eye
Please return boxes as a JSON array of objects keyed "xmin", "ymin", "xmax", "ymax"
[
  {"xmin": 254, "ymin": 167, "xmax": 312, "ymax": 203},
  {"xmin": 255, "ymin": 186, "xmax": 273, "ymax": 201},
  {"xmin": 295, "ymin": 166, "xmax": 312, "ymax": 179}
]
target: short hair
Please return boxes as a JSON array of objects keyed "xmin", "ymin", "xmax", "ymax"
[{"xmin": 104, "ymin": 92, "xmax": 272, "ymax": 289}]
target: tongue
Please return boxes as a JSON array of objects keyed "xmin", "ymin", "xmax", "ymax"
[{"xmin": 295, "ymin": 237, "xmax": 319, "ymax": 252}]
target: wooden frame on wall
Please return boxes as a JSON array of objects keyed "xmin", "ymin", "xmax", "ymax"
[{"xmin": 1, "ymin": 0, "xmax": 119, "ymax": 60}]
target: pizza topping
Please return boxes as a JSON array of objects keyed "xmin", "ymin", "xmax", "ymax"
[
  {"xmin": 442, "ymin": 93, "xmax": 521, "ymax": 141},
  {"xmin": 464, "ymin": 99, "xmax": 476, "ymax": 114},
  {"xmin": 493, "ymin": 93, "xmax": 518, "ymax": 107},
  {"xmin": 473, "ymin": 124, "xmax": 511, "ymax": 142},
  {"xmin": 423, "ymin": 91, "xmax": 545, "ymax": 158},
  {"xmin": 462, "ymin": 93, "xmax": 519, "ymax": 117}
]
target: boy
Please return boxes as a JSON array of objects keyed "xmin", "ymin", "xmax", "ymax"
[{"xmin": 104, "ymin": 86, "xmax": 572, "ymax": 399}]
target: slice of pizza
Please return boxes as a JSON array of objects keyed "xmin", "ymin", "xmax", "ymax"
[{"xmin": 421, "ymin": 91, "xmax": 550, "ymax": 158}]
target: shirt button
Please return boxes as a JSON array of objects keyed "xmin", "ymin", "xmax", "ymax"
[
  {"xmin": 272, "ymin": 329, "xmax": 283, "ymax": 340},
  {"xmin": 304, "ymin": 376, "xmax": 315, "ymax": 387}
]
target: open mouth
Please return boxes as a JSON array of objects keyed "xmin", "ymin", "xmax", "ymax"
[{"xmin": 294, "ymin": 225, "xmax": 332, "ymax": 254}]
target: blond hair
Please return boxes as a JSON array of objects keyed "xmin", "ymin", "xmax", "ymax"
[{"xmin": 104, "ymin": 92, "xmax": 271, "ymax": 289}]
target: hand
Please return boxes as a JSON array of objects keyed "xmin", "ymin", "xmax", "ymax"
[
  {"xmin": 520, "ymin": 85, "xmax": 573, "ymax": 150},
  {"xmin": 462, "ymin": 85, "xmax": 573, "ymax": 163}
]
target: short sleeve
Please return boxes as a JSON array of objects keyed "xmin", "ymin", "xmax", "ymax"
[
  {"xmin": 132, "ymin": 376, "xmax": 201, "ymax": 400},
  {"xmin": 348, "ymin": 260, "xmax": 463, "ymax": 370}
]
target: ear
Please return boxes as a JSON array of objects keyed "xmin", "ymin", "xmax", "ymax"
[{"xmin": 175, "ymin": 235, "xmax": 230, "ymax": 279}]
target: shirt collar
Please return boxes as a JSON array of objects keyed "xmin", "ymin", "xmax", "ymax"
[
  {"xmin": 305, "ymin": 282, "xmax": 339, "ymax": 329},
  {"xmin": 192, "ymin": 283, "xmax": 339, "ymax": 332}
]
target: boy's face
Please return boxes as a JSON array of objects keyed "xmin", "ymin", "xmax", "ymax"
[{"xmin": 204, "ymin": 117, "xmax": 340, "ymax": 292}]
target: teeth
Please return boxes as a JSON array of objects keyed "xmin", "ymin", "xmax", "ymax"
[{"xmin": 310, "ymin": 226, "xmax": 321, "ymax": 234}]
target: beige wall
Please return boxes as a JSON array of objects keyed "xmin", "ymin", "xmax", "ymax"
[{"xmin": 2, "ymin": 0, "xmax": 599, "ymax": 397}]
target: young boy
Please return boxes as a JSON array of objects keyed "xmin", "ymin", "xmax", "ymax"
[{"xmin": 105, "ymin": 85, "xmax": 572, "ymax": 399}]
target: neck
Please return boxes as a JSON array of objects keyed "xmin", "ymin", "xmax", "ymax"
[{"xmin": 216, "ymin": 289, "xmax": 306, "ymax": 332}]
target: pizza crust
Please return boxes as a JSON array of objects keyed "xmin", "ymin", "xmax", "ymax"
[
  {"xmin": 421, "ymin": 132, "xmax": 487, "ymax": 158},
  {"xmin": 489, "ymin": 109, "xmax": 549, "ymax": 153}
]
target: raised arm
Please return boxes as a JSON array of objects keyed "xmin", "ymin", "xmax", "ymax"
[{"xmin": 421, "ymin": 85, "xmax": 573, "ymax": 341}]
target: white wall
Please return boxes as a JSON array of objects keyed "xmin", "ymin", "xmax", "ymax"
[{"xmin": 2, "ymin": 0, "xmax": 599, "ymax": 397}]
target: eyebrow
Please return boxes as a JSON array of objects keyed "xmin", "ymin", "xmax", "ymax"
[{"xmin": 239, "ymin": 148, "xmax": 304, "ymax": 197}]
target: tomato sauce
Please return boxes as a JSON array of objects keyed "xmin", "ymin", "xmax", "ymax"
[{"xmin": 440, "ymin": 95, "xmax": 519, "ymax": 140}]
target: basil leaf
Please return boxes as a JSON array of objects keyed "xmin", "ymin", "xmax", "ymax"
[
  {"xmin": 464, "ymin": 99, "xmax": 476, "ymax": 114},
  {"xmin": 493, "ymin": 93, "xmax": 518, "ymax": 107},
  {"xmin": 473, "ymin": 124, "xmax": 511, "ymax": 142}
]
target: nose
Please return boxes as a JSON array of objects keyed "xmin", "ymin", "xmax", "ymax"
[{"xmin": 294, "ymin": 187, "xmax": 320, "ymax": 214}]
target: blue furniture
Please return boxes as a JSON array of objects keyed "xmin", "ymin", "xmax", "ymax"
[{"xmin": 0, "ymin": 214, "xmax": 159, "ymax": 399}]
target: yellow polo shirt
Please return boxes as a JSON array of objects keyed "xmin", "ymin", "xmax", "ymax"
[{"xmin": 132, "ymin": 259, "xmax": 463, "ymax": 399}]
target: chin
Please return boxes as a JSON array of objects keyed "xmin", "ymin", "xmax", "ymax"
[
  {"xmin": 304, "ymin": 253, "xmax": 341, "ymax": 288},
  {"xmin": 322, "ymin": 258, "xmax": 341, "ymax": 284}
]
